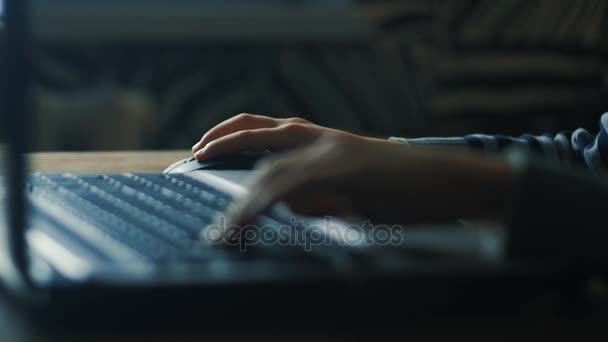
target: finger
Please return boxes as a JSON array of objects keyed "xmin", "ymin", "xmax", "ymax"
[
  {"xmin": 194, "ymin": 125, "xmax": 312, "ymax": 161},
  {"xmin": 191, "ymin": 114, "xmax": 278, "ymax": 154},
  {"xmin": 210, "ymin": 140, "xmax": 348, "ymax": 246},
  {"xmin": 223, "ymin": 159, "xmax": 312, "ymax": 228},
  {"xmin": 223, "ymin": 141, "xmax": 338, "ymax": 227}
]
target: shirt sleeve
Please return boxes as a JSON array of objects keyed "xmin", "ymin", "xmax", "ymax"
[
  {"xmin": 389, "ymin": 112, "xmax": 608, "ymax": 174},
  {"xmin": 389, "ymin": 112, "xmax": 608, "ymax": 262}
]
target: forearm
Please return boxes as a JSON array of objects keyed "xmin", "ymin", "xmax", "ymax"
[
  {"xmin": 395, "ymin": 146, "xmax": 515, "ymax": 223},
  {"xmin": 405, "ymin": 144, "xmax": 608, "ymax": 262}
]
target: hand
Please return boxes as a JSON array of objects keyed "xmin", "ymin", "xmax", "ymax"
[
  {"xmin": 191, "ymin": 113, "xmax": 382, "ymax": 161},
  {"xmin": 211, "ymin": 131, "xmax": 514, "ymax": 242}
]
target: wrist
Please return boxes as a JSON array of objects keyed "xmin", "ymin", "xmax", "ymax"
[{"xmin": 362, "ymin": 136, "xmax": 409, "ymax": 148}]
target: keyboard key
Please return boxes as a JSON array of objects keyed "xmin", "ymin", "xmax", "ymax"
[{"xmin": 26, "ymin": 173, "xmax": 352, "ymax": 268}]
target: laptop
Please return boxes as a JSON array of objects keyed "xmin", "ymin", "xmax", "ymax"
[{"xmin": 0, "ymin": 0, "xmax": 579, "ymax": 324}]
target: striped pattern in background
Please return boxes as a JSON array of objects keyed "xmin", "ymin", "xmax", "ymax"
[{"xmin": 25, "ymin": 0, "xmax": 608, "ymax": 150}]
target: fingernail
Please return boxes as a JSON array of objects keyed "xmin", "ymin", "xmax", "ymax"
[
  {"xmin": 192, "ymin": 141, "xmax": 203, "ymax": 152},
  {"xmin": 194, "ymin": 148, "xmax": 207, "ymax": 160}
]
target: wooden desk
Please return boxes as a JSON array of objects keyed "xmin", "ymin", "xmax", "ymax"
[
  {"xmin": 29, "ymin": 150, "xmax": 191, "ymax": 173},
  {"xmin": 2, "ymin": 151, "xmax": 607, "ymax": 341}
]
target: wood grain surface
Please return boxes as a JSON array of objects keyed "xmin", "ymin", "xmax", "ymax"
[{"xmin": 28, "ymin": 150, "xmax": 191, "ymax": 173}]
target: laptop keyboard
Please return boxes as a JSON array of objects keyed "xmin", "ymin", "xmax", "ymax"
[{"xmin": 27, "ymin": 173, "xmax": 335, "ymax": 265}]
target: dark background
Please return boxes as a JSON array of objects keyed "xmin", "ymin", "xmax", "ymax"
[{"xmin": 20, "ymin": 0, "xmax": 608, "ymax": 151}]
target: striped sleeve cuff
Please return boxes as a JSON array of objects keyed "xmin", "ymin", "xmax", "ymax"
[{"xmin": 388, "ymin": 136, "xmax": 470, "ymax": 149}]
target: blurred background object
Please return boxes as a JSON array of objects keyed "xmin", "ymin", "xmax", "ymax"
[{"xmin": 3, "ymin": 0, "xmax": 608, "ymax": 151}]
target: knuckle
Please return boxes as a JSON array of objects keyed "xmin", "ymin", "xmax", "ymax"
[
  {"xmin": 289, "ymin": 117, "xmax": 309, "ymax": 124},
  {"xmin": 203, "ymin": 140, "xmax": 218, "ymax": 152},
  {"xmin": 281, "ymin": 122, "xmax": 307, "ymax": 133},
  {"xmin": 235, "ymin": 113, "xmax": 256, "ymax": 121}
]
